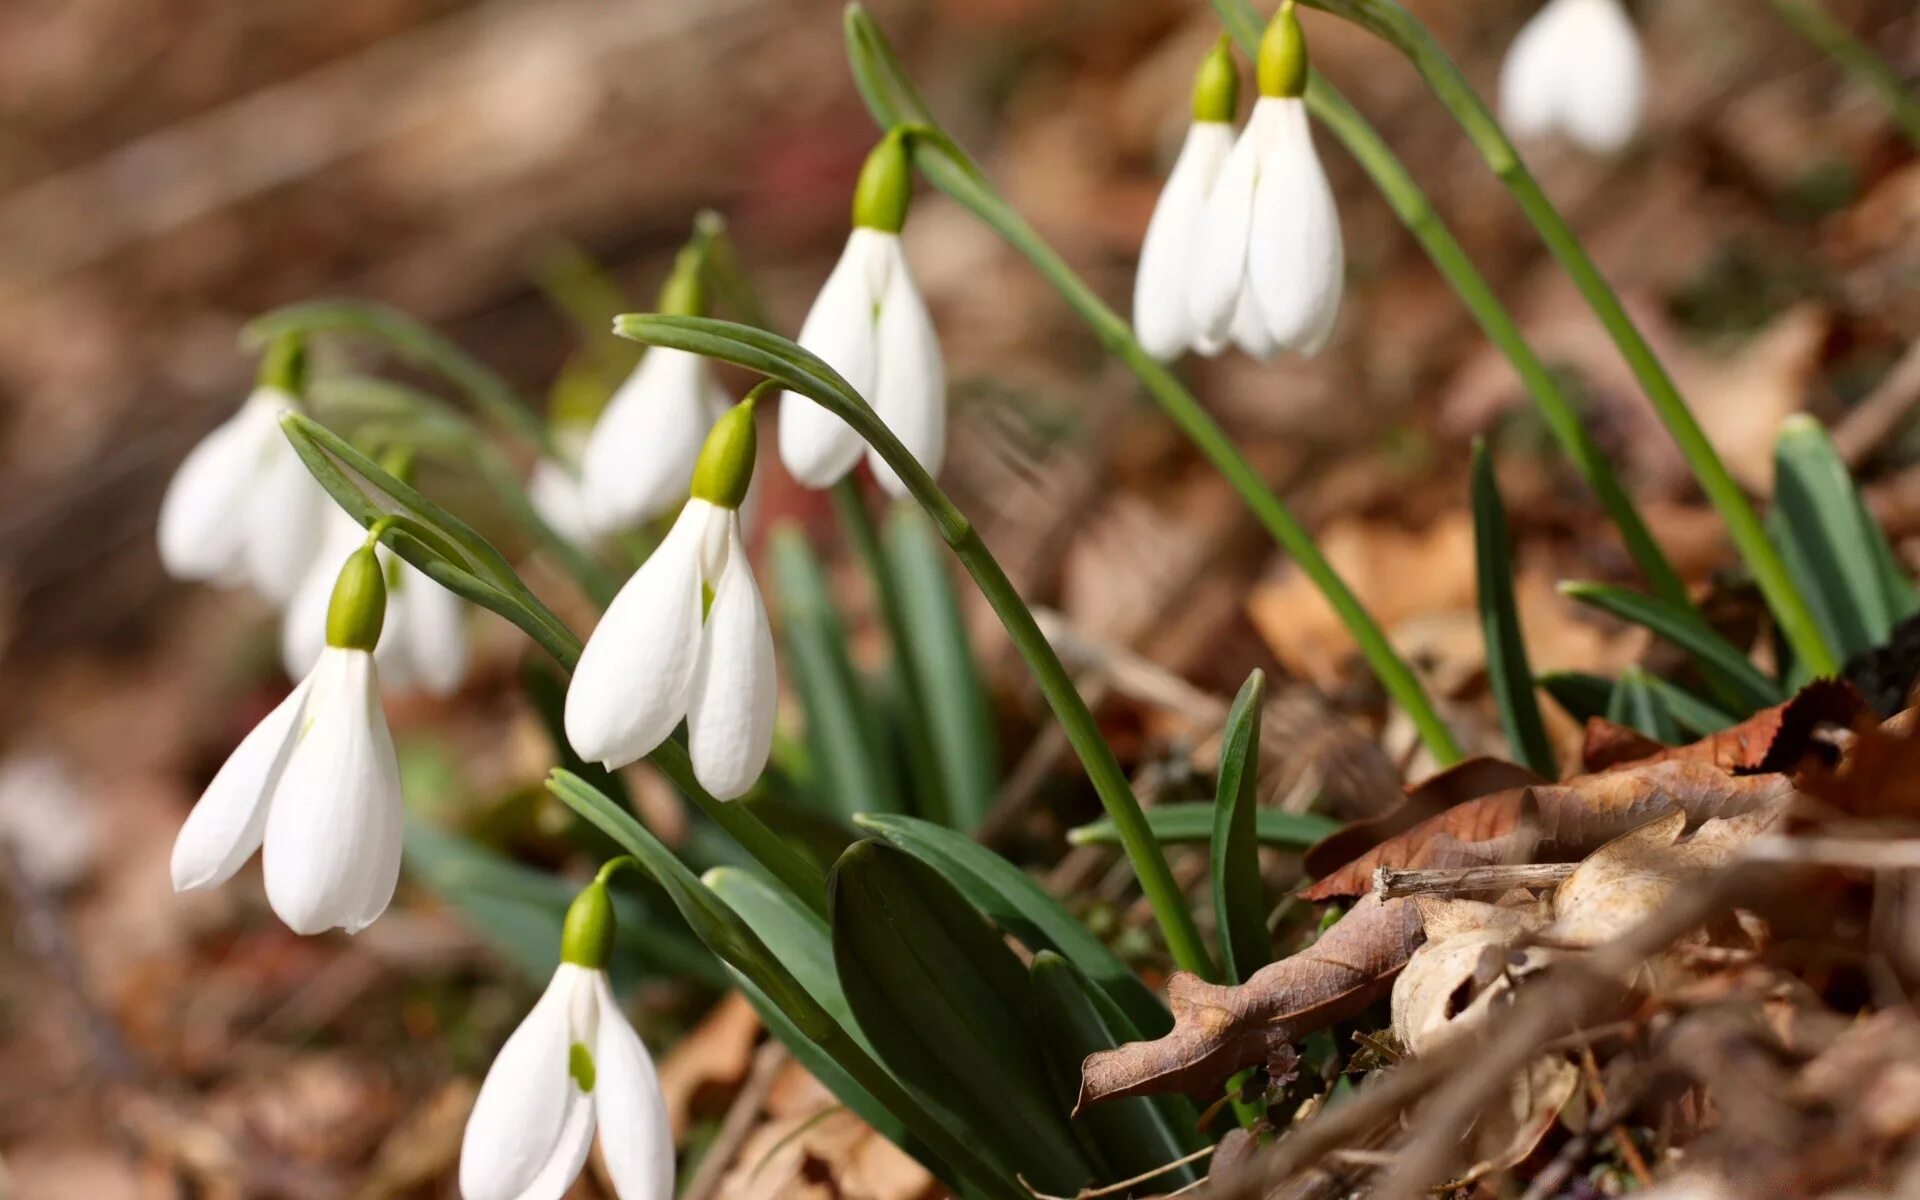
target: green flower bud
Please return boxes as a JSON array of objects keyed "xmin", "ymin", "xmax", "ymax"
[
  {"xmin": 657, "ymin": 246, "xmax": 707, "ymax": 318},
  {"xmin": 852, "ymin": 130, "xmax": 912, "ymax": 234},
  {"xmin": 1192, "ymin": 36, "xmax": 1240, "ymax": 124},
  {"xmin": 257, "ymin": 333, "xmax": 308, "ymax": 397},
  {"xmin": 1257, "ymin": 1, "xmax": 1309, "ymax": 100},
  {"xmin": 559, "ymin": 878, "xmax": 616, "ymax": 969},
  {"xmin": 689, "ymin": 393, "xmax": 758, "ymax": 509},
  {"xmin": 325, "ymin": 544, "xmax": 387, "ymax": 652}
]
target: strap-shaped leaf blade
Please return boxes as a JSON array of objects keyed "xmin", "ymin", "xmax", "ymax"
[
  {"xmin": 1540, "ymin": 670, "xmax": 1736, "ymax": 737},
  {"xmin": 1560, "ymin": 580, "xmax": 1784, "ymax": 710},
  {"xmin": 1068, "ymin": 805, "xmax": 1340, "ymax": 850},
  {"xmin": 1607, "ymin": 667, "xmax": 1680, "ymax": 743},
  {"xmin": 853, "ymin": 812, "xmax": 1171, "ymax": 1038},
  {"xmin": 1472, "ymin": 442, "xmax": 1556, "ymax": 776},
  {"xmin": 1211, "ymin": 671, "xmax": 1269, "ymax": 983}
]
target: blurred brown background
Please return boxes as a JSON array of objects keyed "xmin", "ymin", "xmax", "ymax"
[{"xmin": 0, "ymin": 0, "xmax": 1915, "ymax": 1196}]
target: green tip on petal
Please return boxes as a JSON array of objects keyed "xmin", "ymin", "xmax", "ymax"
[
  {"xmin": 1192, "ymin": 36, "xmax": 1240, "ymax": 123},
  {"xmin": 852, "ymin": 129, "xmax": 912, "ymax": 233},
  {"xmin": 690, "ymin": 395, "xmax": 758, "ymax": 509},
  {"xmin": 256, "ymin": 333, "xmax": 308, "ymax": 397},
  {"xmin": 568, "ymin": 1042, "xmax": 597, "ymax": 1093},
  {"xmin": 560, "ymin": 879, "xmax": 617, "ymax": 969},
  {"xmin": 657, "ymin": 245, "xmax": 707, "ymax": 318},
  {"xmin": 1257, "ymin": 1, "xmax": 1308, "ymax": 99},
  {"xmin": 377, "ymin": 445, "xmax": 416, "ymax": 485},
  {"xmin": 325, "ymin": 544, "xmax": 388, "ymax": 652}
]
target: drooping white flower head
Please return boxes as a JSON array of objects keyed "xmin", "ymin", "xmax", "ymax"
[
  {"xmin": 282, "ymin": 504, "xmax": 468, "ymax": 696},
  {"xmin": 171, "ymin": 540, "xmax": 404, "ymax": 935},
  {"xmin": 157, "ymin": 336, "xmax": 329, "ymax": 604},
  {"xmin": 1190, "ymin": 3, "xmax": 1344, "ymax": 360},
  {"xmin": 566, "ymin": 398, "xmax": 775, "ymax": 799},
  {"xmin": 1499, "ymin": 0, "xmax": 1644, "ymax": 153},
  {"xmin": 1134, "ymin": 38, "xmax": 1242, "ymax": 361},
  {"xmin": 579, "ymin": 256, "xmax": 730, "ymax": 534},
  {"xmin": 460, "ymin": 870, "xmax": 673, "ymax": 1200},
  {"xmin": 779, "ymin": 131, "xmax": 945, "ymax": 497},
  {"xmin": 528, "ymin": 454, "xmax": 597, "ymax": 549}
]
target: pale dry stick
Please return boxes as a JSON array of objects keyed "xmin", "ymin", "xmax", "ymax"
[
  {"xmin": 1372, "ymin": 862, "xmax": 1578, "ymax": 900},
  {"xmin": 1835, "ymin": 342, "xmax": 1920, "ymax": 467},
  {"xmin": 1744, "ymin": 835, "xmax": 1920, "ymax": 869},
  {"xmin": 677, "ymin": 1040, "xmax": 790, "ymax": 1200},
  {"xmin": 1024, "ymin": 1144, "xmax": 1217, "ymax": 1200}
]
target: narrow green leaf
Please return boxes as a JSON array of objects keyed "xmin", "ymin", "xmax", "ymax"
[
  {"xmin": 1537, "ymin": 670, "xmax": 1614, "ymax": 727},
  {"xmin": 770, "ymin": 524, "xmax": 901, "ymax": 818},
  {"xmin": 1560, "ymin": 581, "xmax": 1783, "ymax": 711},
  {"xmin": 1028, "ymin": 953, "xmax": 1205, "ymax": 1188},
  {"xmin": 1068, "ymin": 805, "xmax": 1341, "ymax": 851},
  {"xmin": 883, "ymin": 504, "xmax": 999, "ymax": 830},
  {"xmin": 831, "ymin": 840, "xmax": 1095, "ymax": 1194},
  {"xmin": 1607, "ymin": 667, "xmax": 1680, "ymax": 743},
  {"xmin": 546, "ymin": 770, "xmax": 1023, "ymax": 1199},
  {"xmin": 852, "ymin": 812, "xmax": 1170, "ymax": 1038},
  {"xmin": 1472, "ymin": 442, "xmax": 1556, "ymax": 776},
  {"xmin": 1211, "ymin": 671, "xmax": 1269, "ymax": 984},
  {"xmin": 1772, "ymin": 415, "xmax": 1917, "ymax": 660}
]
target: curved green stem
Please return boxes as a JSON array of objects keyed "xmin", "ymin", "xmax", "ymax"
[
  {"xmin": 1760, "ymin": 0, "xmax": 1920, "ymax": 147},
  {"xmin": 1294, "ymin": 0, "xmax": 1839, "ymax": 676},
  {"xmin": 619, "ymin": 314, "xmax": 1219, "ymax": 978},
  {"xmin": 1208, "ymin": 0, "xmax": 1692, "ymax": 618},
  {"xmin": 844, "ymin": 7, "xmax": 1462, "ymax": 766}
]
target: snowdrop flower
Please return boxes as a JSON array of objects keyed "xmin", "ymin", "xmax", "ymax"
[
  {"xmin": 171, "ymin": 534, "xmax": 404, "ymax": 935},
  {"xmin": 566, "ymin": 396, "xmax": 775, "ymax": 799},
  {"xmin": 1135, "ymin": 38, "xmax": 1242, "ymax": 361},
  {"xmin": 1499, "ymin": 0, "xmax": 1644, "ymax": 153},
  {"xmin": 157, "ymin": 336, "xmax": 328, "ymax": 604},
  {"xmin": 528, "ymin": 452, "xmax": 596, "ymax": 549},
  {"xmin": 578, "ymin": 254, "xmax": 729, "ymax": 534},
  {"xmin": 282, "ymin": 503, "xmax": 468, "ymax": 696},
  {"xmin": 460, "ymin": 862, "xmax": 673, "ymax": 1200},
  {"xmin": 778, "ymin": 130, "xmax": 945, "ymax": 497},
  {"xmin": 1191, "ymin": 2, "xmax": 1344, "ymax": 359}
]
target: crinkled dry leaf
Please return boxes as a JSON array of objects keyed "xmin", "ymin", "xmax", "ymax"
[
  {"xmin": 1580, "ymin": 679, "xmax": 1866, "ymax": 776},
  {"xmin": 1446, "ymin": 1055, "xmax": 1581, "ymax": 1190},
  {"xmin": 1550, "ymin": 808, "xmax": 1780, "ymax": 949},
  {"xmin": 1392, "ymin": 900, "xmax": 1551, "ymax": 1057},
  {"xmin": 1303, "ymin": 757, "xmax": 1546, "ymax": 883}
]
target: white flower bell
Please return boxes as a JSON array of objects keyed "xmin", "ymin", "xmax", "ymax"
[
  {"xmin": 1190, "ymin": 3, "xmax": 1344, "ymax": 359},
  {"xmin": 566, "ymin": 397, "xmax": 775, "ymax": 799},
  {"xmin": 282, "ymin": 503, "xmax": 468, "ymax": 696},
  {"xmin": 1499, "ymin": 0, "xmax": 1644, "ymax": 153},
  {"xmin": 528, "ymin": 453, "xmax": 596, "ymax": 549},
  {"xmin": 579, "ymin": 255, "xmax": 729, "ymax": 534},
  {"xmin": 778, "ymin": 131, "xmax": 945, "ymax": 497},
  {"xmin": 460, "ymin": 867, "xmax": 673, "ymax": 1200},
  {"xmin": 171, "ymin": 537, "xmax": 405, "ymax": 935},
  {"xmin": 1134, "ymin": 38, "xmax": 1241, "ymax": 361},
  {"xmin": 157, "ymin": 336, "xmax": 328, "ymax": 604}
]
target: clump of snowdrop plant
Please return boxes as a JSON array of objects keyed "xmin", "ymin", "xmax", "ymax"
[
  {"xmin": 578, "ymin": 251, "xmax": 730, "ymax": 534},
  {"xmin": 157, "ymin": 335, "xmax": 328, "ymax": 604},
  {"xmin": 1499, "ymin": 0, "xmax": 1644, "ymax": 153},
  {"xmin": 1135, "ymin": 37, "xmax": 1241, "ymax": 361},
  {"xmin": 565, "ymin": 394, "xmax": 776, "ymax": 799},
  {"xmin": 1190, "ymin": 2, "xmax": 1344, "ymax": 359},
  {"xmin": 778, "ymin": 129, "xmax": 945, "ymax": 496},
  {"xmin": 171, "ymin": 525, "xmax": 405, "ymax": 935},
  {"xmin": 460, "ymin": 860, "xmax": 673, "ymax": 1200},
  {"xmin": 282, "ymin": 458, "xmax": 469, "ymax": 696}
]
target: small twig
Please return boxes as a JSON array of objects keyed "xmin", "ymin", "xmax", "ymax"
[
  {"xmin": 1372, "ymin": 862, "xmax": 1576, "ymax": 900},
  {"xmin": 1744, "ymin": 835, "xmax": 1920, "ymax": 869},
  {"xmin": 1834, "ymin": 341, "xmax": 1920, "ymax": 467},
  {"xmin": 1579, "ymin": 1044, "xmax": 1652, "ymax": 1186},
  {"xmin": 678, "ymin": 1040, "xmax": 789, "ymax": 1200},
  {"xmin": 1023, "ymin": 1144, "xmax": 1218, "ymax": 1200}
]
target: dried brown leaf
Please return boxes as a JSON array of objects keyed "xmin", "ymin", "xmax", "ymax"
[{"xmin": 1302, "ymin": 758, "xmax": 1545, "ymax": 883}]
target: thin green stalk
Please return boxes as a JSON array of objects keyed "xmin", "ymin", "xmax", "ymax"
[
  {"xmin": 1761, "ymin": 0, "xmax": 1920, "ymax": 146},
  {"xmin": 842, "ymin": 7, "xmax": 1463, "ymax": 766},
  {"xmin": 1295, "ymin": 0, "xmax": 1839, "ymax": 676},
  {"xmin": 1209, "ymin": 0, "xmax": 1693, "ymax": 618},
  {"xmin": 618, "ymin": 314, "xmax": 1218, "ymax": 980},
  {"xmin": 832, "ymin": 480, "xmax": 954, "ymax": 823}
]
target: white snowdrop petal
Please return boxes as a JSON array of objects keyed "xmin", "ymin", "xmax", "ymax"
[
  {"xmin": 260, "ymin": 649, "xmax": 404, "ymax": 934},
  {"xmin": 1499, "ymin": 0, "xmax": 1642, "ymax": 152},
  {"xmin": 527, "ymin": 458, "xmax": 596, "ymax": 548},
  {"xmin": 1228, "ymin": 285, "xmax": 1277, "ymax": 360},
  {"xmin": 779, "ymin": 230, "xmax": 885, "ymax": 488},
  {"xmin": 590, "ymin": 973, "xmax": 675, "ymax": 1200},
  {"xmin": 460, "ymin": 967, "xmax": 586, "ymax": 1200},
  {"xmin": 396, "ymin": 567, "xmax": 468, "ymax": 698},
  {"xmin": 243, "ymin": 430, "xmax": 328, "ymax": 605},
  {"xmin": 685, "ymin": 520, "xmax": 776, "ymax": 800},
  {"xmin": 281, "ymin": 509, "xmax": 366, "ymax": 681},
  {"xmin": 339, "ymin": 662, "xmax": 405, "ymax": 935},
  {"xmin": 1498, "ymin": 2, "xmax": 1567, "ymax": 139},
  {"xmin": 581, "ymin": 349, "xmax": 720, "ymax": 533},
  {"xmin": 1135, "ymin": 122, "xmax": 1234, "ymax": 361},
  {"xmin": 1188, "ymin": 111, "xmax": 1266, "ymax": 345},
  {"xmin": 564, "ymin": 502, "xmax": 711, "ymax": 769},
  {"xmin": 865, "ymin": 239, "xmax": 946, "ymax": 497},
  {"xmin": 157, "ymin": 411, "xmax": 255, "ymax": 583},
  {"xmin": 169, "ymin": 675, "xmax": 313, "ymax": 892},
  {"xmin": 1246, "ymin": 98, "xmax": 1344, "ymax": 356}
]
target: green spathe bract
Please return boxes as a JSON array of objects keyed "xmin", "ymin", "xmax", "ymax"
[
  {"xmin": 689, "ymin": 395, "xmax": 758, "ymax": 509},
  {"xmin": 852, "ymin": 129, "xmax": 913, "ymax": 233},
  {"xmin": 1192, "ymin": 36, "xmax": 1240, "ymax": 123},
  {"xmin": 1257, "ymin": 1, "xmax": 1308, "ymax": 99},
  {"xmin": 325, "ymin": 544, "xmax": 386, "ymax": 651},
  {"xmin": 560, "ymin": 879, "xmax": 617, "ymax": 969}
]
